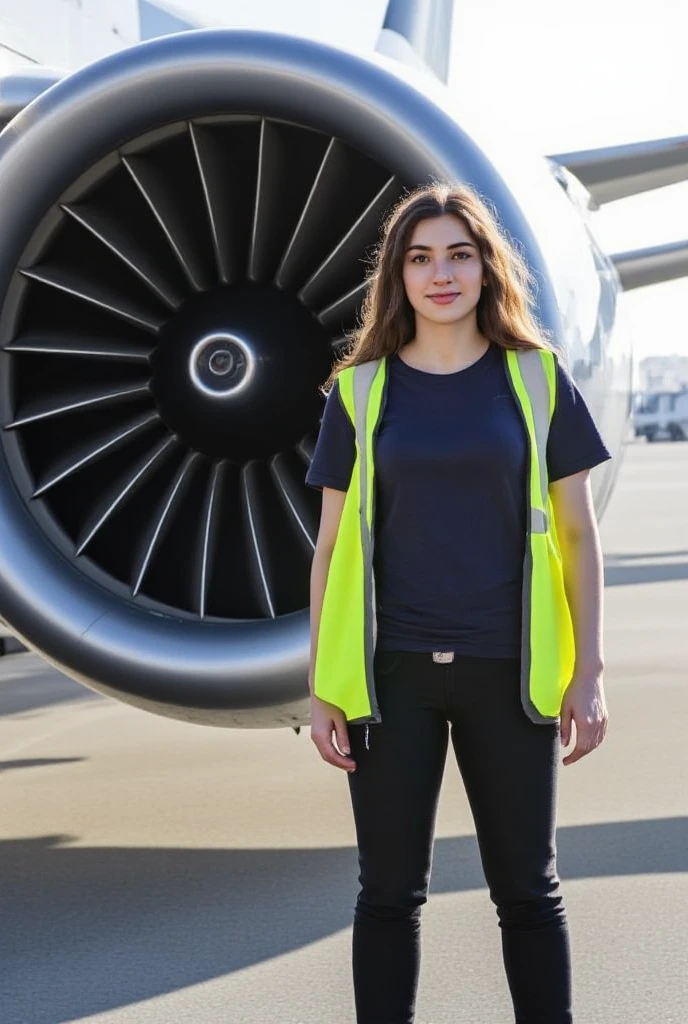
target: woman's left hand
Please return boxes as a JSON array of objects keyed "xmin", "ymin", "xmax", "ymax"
[{"xmin": 560, "ymin": 675, "xmax": 608, "ymax": 766}]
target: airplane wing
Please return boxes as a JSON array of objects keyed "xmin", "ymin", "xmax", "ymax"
[
  {"xmin": 548, "ymin": 135, "xmax": 688, "ymax": 289},
  {"xmin": 548, "ymin": 135, "xmax": 688, "ymax": 204},
  {"xmin": 609, "ymin": 239, "xmax": 688, "ymax": 291}
]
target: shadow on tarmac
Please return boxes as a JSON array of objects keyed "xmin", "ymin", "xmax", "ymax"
[
  {"xmin": 0, "ymin": 656, "xmax": 101, "ymax": 717},
  {"xmin": 0, "ymin": 757, "xmax": 86, "ymax": 774},
  {"xmin": 2, "ymin": 816, "xmax": 687, "ymax": 1022}
]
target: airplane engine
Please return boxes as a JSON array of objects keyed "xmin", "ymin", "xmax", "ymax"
[{"xmin": 0, "ymin": 29, "xmax": 562, "ymax": 726}]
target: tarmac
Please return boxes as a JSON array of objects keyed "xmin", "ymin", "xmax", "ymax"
[{"xmin": 1, "ymin": 440, "xmax": 687, "ymax": 1024}]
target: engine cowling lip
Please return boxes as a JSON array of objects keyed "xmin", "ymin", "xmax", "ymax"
[{"xmin": 0, "ymin": 29, "xmax": 559, "ymax": 723}]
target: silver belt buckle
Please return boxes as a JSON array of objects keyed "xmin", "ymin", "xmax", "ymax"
[{"xmin": 432, "ymin": 651, "xmax": 454, "ymax": 664}]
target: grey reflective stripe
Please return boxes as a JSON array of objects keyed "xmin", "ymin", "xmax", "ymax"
[
  {"xmin": 519, "ymin": 524, "xmax": 537, "ymax": 722},
  {"xmin": 352, "ymin": 359, "xmax": 383, "ymax": 722},
  {"xmin": 515, "ymin": 349, "xmax": 551, "ymax": 533},
  {"xmin": 531, "ymin": 508, "xmax": 547, "ymax": 533},
  {"xmin": 519, "ymin": 532, "xmax": 556, "ymax": 725}
]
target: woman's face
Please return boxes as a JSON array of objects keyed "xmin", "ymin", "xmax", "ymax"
[{"xmin": 401, "ymin": 213, "xmax": 485, "ymax": 327}]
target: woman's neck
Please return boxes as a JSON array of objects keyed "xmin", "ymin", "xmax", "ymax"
[{"xmin": 401, "ymin": 321, "xmax": 490, "ymax": 374}]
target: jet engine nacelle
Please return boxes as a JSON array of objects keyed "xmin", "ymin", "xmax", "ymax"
[{"xmin": 0, "ymin": 30, "xmax": 568, "ymax": 726}]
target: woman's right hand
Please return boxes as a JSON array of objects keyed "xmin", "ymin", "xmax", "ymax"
[{"xmin": 309, "ymin": 694, "xmax": 357, "ymax": 772}]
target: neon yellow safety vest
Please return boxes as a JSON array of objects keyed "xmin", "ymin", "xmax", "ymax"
[{"xmin": 313, "ymin": 346, "xmax": 575, "ymax": 726}]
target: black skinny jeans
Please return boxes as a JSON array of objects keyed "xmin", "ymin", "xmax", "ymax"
[{"xmin": 346, "ymin": 649, "xmax": 571, "ymax": 1024}]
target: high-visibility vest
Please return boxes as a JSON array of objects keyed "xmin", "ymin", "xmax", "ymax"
[{"xmin": 313, "ymin": 346, "xmax": 575, "ymax": 725}]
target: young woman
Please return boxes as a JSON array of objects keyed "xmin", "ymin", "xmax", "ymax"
[{"xmin": 306, "ymin": 182, "xmax": 610, "ymax": 1024}]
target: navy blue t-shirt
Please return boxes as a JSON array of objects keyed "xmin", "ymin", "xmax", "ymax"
[{"xmin": 305, "ymin": 343, "xmax": 611, "ymax": 657}]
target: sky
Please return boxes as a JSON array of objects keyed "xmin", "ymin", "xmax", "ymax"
[{"xmin": 165, "ymin": 0, "xmax": 688, "ymax": 362}]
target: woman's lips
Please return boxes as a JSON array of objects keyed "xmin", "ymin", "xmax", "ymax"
[{"xmin": 428, "ymin": 292, "xmax": 460, "ymax": 305}]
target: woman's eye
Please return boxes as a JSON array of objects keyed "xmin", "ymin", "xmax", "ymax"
[{"xmin": 410, "ymin": 252, "xmax": 469, "ymax": 263}]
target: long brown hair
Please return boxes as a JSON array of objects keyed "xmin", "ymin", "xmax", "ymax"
[{"xmin": 323, "ymin": 181, "xmax": 552, "ymax": 391}]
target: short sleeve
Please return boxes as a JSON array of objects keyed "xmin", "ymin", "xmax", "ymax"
[
  {"xmin": 305, "ymin": 379, "xmax": 356, "ymax": 492},
  {"xmin": 546, "ymin": 357, "xmax": 612, "ymax": 483}
]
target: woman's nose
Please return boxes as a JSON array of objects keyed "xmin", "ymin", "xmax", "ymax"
[{"xmin": 433, "ymin": 261, "xmax": 453, "ymax": 281}]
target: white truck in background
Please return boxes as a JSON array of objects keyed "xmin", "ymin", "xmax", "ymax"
[{"xmin": 634, "ymin": 389, "xmax": 688, "ymax": 441}]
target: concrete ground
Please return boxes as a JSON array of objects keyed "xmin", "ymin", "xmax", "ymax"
[{"xmin": 1, "ymin": 440, "xmax": 687, "ymax": 1024}]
